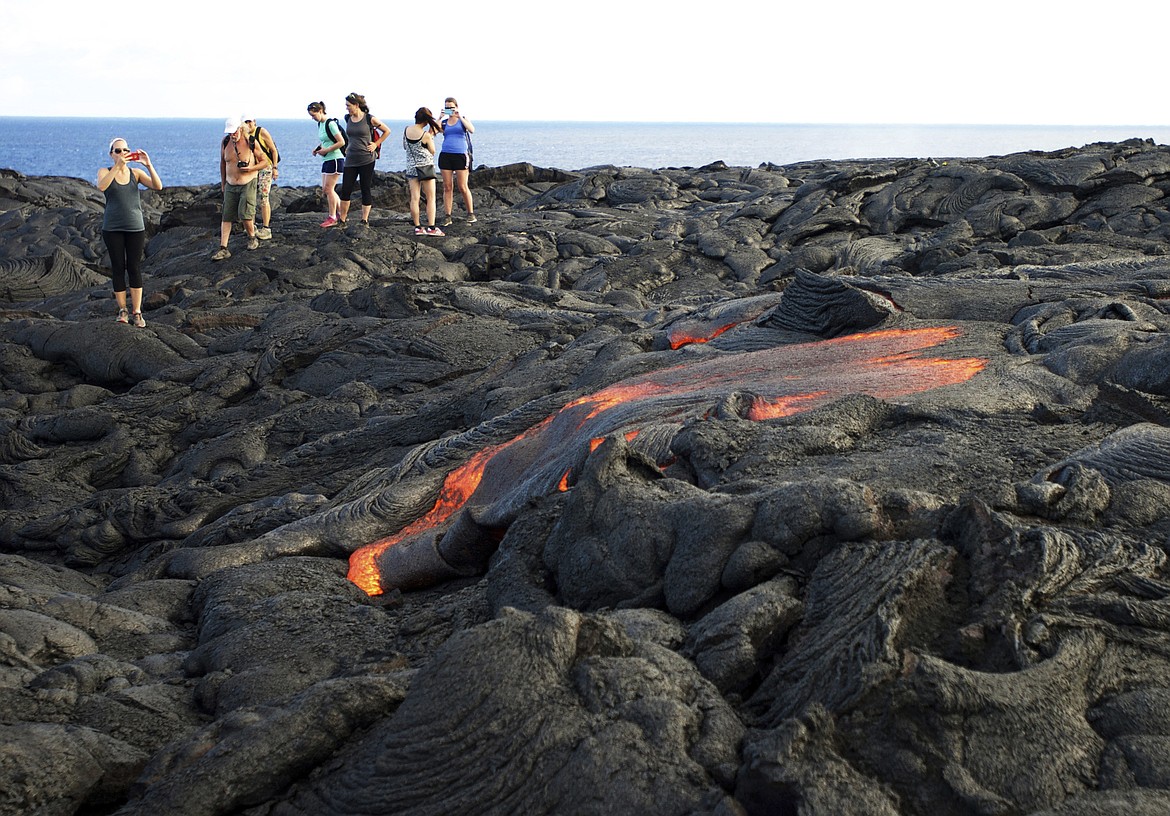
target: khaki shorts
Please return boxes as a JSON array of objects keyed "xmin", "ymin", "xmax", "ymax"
[{"xmin": 223, "ymin": 179, "xmax": 257, "ymax": 222}]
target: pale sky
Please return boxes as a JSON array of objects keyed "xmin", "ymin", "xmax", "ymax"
[{"xmin": 3, "ymin": 0, "xmax": 1162, "ymax": 126}]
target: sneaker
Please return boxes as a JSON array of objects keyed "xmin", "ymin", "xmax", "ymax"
[
  {"xmin": 116, "ymin": 308, "xmax": 129, "ymax": 324},
  {"xmin": 425, "ymin": 226, "xmax": 445, "ymax": 236},
  {"xmin": 414, "ymin": 226, "xmax": 425, "ymax": 235},
  {"xmin": 359, "ymin": 220, "xmax": 370, "ymax": 228},
  {"xmin": 442, "ymin": 216, "xmax": 452, "ymax": 227},
  {"xmin": 246, "ymin": 236, "xmax": 260, "ymax": 250},
  {"xmin": 320, "ymin": 216, "xmax": 339, "ymax": 228},
  {"xmin": 211, "ymin": 246, "xmax": 231, "ymax": 261},
  {"xmin": 467, "ymin": 214, "xmax": 478, "ymax": 223},
  {"xmin": 131, "ymin": 312, "xmax": 146, "ymax": 328},
  {"xmin": 256, "ymin": 227, "xmax": 272, "ymax": 240}
]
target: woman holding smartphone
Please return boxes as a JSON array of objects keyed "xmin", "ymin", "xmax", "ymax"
[
  {"xmin": 97, "ymin": 138, "xmax": 162, "ymax": 327},
  {"xmin": 438, "ymin": 96, "xmax": 476, "ymax": 226},
  {"xmin": 308, "ymin": 101, "xmax": 345, "ymax": 227}
]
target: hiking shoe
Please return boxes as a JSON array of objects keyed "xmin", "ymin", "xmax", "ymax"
[
  {"xmin": 467, "ymin": 214, "xmax": 477, "ymax": 223},
  {"xmin": 414, "ymin": 226, "xmax": 425, "ymax": 235},
  {"xmin": 247, "ymin": 236, "xmax": 260, "ymax": 250},
  {"xmin": 256, "ymin": 227, "xmax": 272, "ymax": 240},
  {"xmin": 131, "ymin": 312, "xmax": 146, "ymax": 328},
  {"xmin": 211, "ymin": 246, "xmax": 231, "ymax": 261},
  {"xmin": 116, "ymin": 308, "xmax": 129, "ymax": 324},
  {"xmin": 320, "ymin": 216, "xmax": 339, "ymax": 228},
  {"xmin": 425, "ymin": 226, "xmax": 445, "ymax": 236},
  {"xmin": 442, "ymin": 216, "xmax": 452, "ymax": 227}
]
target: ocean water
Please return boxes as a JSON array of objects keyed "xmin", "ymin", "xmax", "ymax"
[{"xmin": 2, "ymin": 117, "xmax": 1167, "ymax": 190}]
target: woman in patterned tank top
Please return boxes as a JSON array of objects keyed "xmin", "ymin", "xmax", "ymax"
[{"xmin": 403, "ymin": 107, "xmax": 443, "ymax": 236}]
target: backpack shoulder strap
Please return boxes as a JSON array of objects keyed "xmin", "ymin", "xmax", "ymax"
[{"xmin": 255, "ymin": 126, "xmax": 277, "ymax": 164}]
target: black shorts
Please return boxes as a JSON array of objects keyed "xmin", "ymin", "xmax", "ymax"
[{"xmin": 438, "ymin": 152, "xmax": 470, "ymax": 171}]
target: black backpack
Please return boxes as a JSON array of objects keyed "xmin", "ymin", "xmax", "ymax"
[{"xmin": 326, "ymin": 118, "xmax": 349, "ymax": 156}]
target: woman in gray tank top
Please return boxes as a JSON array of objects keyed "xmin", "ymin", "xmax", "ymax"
[
  {"xmin": 97, "ymin": 138, "xmax": 162, "ymax": 327},
  {"xmin": 337, "ymin": 92, "xmax": 391, "ymax": 227}
]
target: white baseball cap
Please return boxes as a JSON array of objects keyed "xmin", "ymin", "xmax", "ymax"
[{"xmin": 223, "ymin": 115, "xmax": 244, "ymax": 133}]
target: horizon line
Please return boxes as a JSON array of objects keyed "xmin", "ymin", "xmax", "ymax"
[{"xmin": 0, "ymin": 115, "xmax": 1165, "ymax": 130}]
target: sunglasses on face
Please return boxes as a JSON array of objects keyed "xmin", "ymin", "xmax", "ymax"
[{"xmin": 112, "ymin": 147, "xmax": 131, "ymax": 153}]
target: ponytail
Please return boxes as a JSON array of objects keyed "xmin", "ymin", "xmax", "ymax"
[{"xmin": 414, "ymin": 107, "xmax": 441, "ymax": 133}]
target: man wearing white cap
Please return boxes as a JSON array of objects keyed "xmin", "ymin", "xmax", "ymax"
[{"xmin": 213, "ymin": 115, "xmax": 269, "ymax": 261}]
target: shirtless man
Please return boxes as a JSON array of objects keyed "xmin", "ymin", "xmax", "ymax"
[{"xmin": 212, "ymin": 115, "xmax": 269, "ymax": 261}]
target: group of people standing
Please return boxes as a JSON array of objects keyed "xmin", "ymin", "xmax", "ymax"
[
  {"xmin": 307, "ymin": 93, "xmax": 476, "ymax": 236},
  {"xmin": 98, "ymin": 92, "xmax": 476, "ymax": 324}
]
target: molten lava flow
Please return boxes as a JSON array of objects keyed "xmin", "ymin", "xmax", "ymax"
[
  {"xmin": 749, "ymin": 391, "xmax": 831, "ymax": 421},
  {"xmin": 346, "ymin": 443, "xmax": 507, "ymax": 595},
  {"xmin": 348, "ymin": 325, "xmax": 988, "ymax": 595},
  {"xmin": 589, "ymin": 430, "xmax": 638, "ymax": 452},
  {"xmin": 668, "ymin": 322, "xmax": 736, "ymax": 350},
  {"xmin": 563, "ymin": 382, "xmax": 676, "ymax": 425}
]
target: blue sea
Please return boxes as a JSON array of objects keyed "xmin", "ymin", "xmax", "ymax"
[{"xmin": 2, "ymin": 117, "xmax": 1167, "ymax": 190}]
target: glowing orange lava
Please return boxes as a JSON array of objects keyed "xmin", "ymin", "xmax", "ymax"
[
  {"xmin": 562, "ymin": 382, "xmax": 677, "ymax": 425},
  {"xmin": 669, "ymin": 322, "xmax": 736, "ymax": 350},
  {"xmin": 347, "ymin": 325, "xmax": 987, "ymax": 595},
  {"xmin": 749, "ymin": 391, "xmax": 831, "ymax": 421},
  {"xmin": 347, "ymin": 443, "xmax": 506, "ymax": 595}
]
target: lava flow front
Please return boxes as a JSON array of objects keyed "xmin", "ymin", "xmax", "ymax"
[{"xmin": 347, "ymin": 326, "xmax": 987, "ymax": 595}]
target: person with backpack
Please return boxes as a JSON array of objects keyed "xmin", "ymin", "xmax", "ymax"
[
  {"xmin": 244, "ymin": 118, "xmax": 280, "ymax": 239},
  {"xmin": 308, "ymin": 101, "xmax": 346, "ymax": 228},
  {"xmin": 213, "ymin": 115, "xmax": 269, "ymax": 261},
  {"xmin": 338, "ymin": 92, "xmax": 391, "ymax": 228},
  {"xmin": 438, "ymin": 96, "xmax": 476, "ymax": 226}
]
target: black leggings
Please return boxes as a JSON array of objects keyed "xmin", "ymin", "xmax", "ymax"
[
  {"xmin": 340, "ymin": 162, "xmax": 376, "ymax": 206},
  {"xmin": 102, "ymin": 230, "xmax": 147, "ymax": 292}
]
